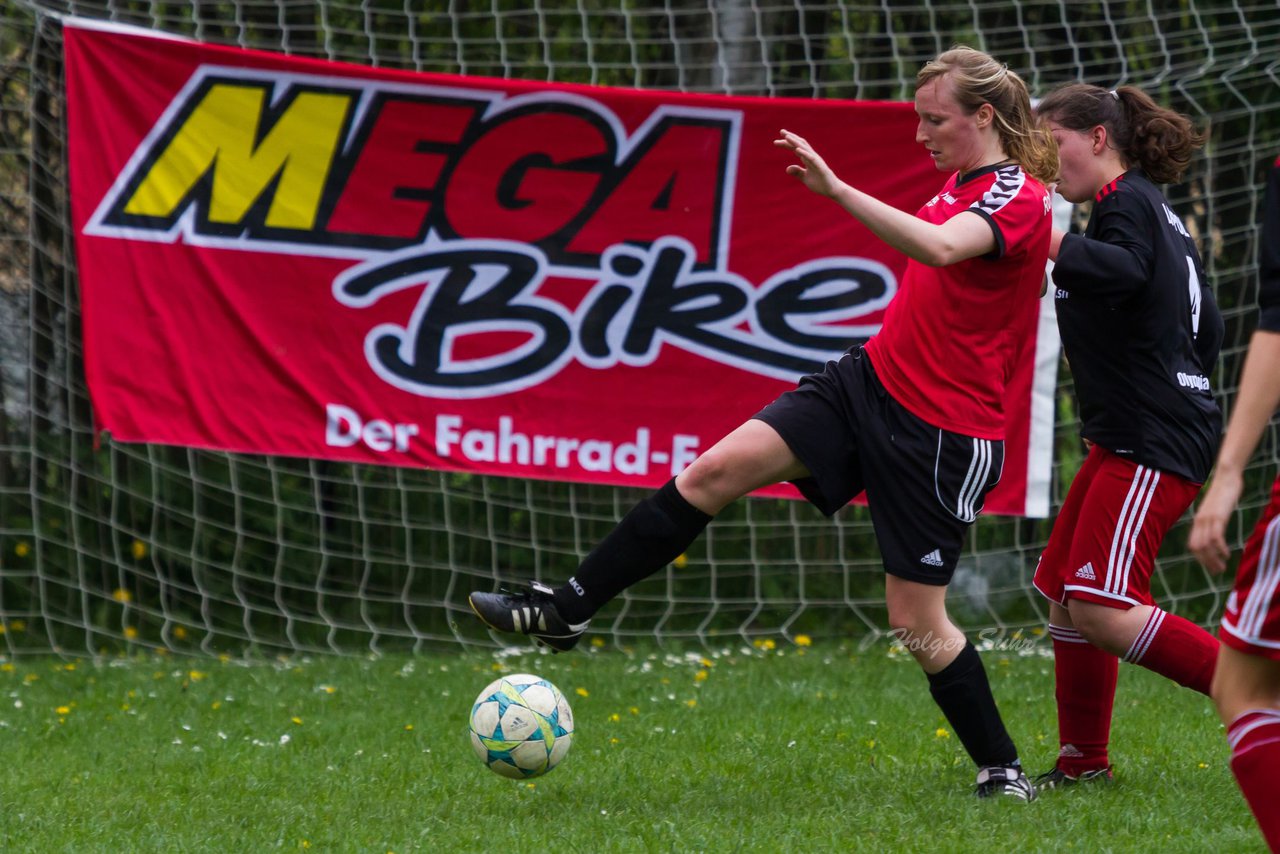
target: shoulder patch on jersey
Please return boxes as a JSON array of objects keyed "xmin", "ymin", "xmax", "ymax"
[
  {"xmin": 1095, "ymin": 174, "xmax": 1125, "ymax": 202},
  {"xmin": 969, "ymin": 165, "xmax": 1026, "ymax": 217}
]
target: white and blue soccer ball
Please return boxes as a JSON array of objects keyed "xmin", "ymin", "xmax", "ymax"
[{"xmin": 469, "ymin": 673, "xmax": 574, "ymax": 779}]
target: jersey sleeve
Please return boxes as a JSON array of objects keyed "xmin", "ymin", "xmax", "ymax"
[
  {"xmin": 1052, "ymin": 190, "xmax": 1154, "ymax": 297},
  {"xmin": 966, "ymin": 168, "xmax": 1044, "ymax": 260},
  {"xmin": 1260, "ymin": 157, "xmax": 1280, "ymax": 333}
]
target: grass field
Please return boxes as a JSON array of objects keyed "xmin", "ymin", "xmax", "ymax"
[{"xmin": 0, "ymin": 637, "xmax": 1261, "ymax": 852}]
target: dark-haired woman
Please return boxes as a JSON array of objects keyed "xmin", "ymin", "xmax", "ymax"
[{"xmin": 1031, "ymin": 83, "xmax": 1223, "ymax": 790}]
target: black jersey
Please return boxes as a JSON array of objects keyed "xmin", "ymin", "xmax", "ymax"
[
  {"xmin": 1053, "ymin": 169, "xmax": 1223, "ymax": 483},
  {"xmin": 1261, "ymin": 156, "xmax": 1280, "ymax": 334}
]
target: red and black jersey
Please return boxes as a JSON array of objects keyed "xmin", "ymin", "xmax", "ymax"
[
  {"xmin": 865, "ymin": 163, "xmax": 1052, "ymax": 439},
  {"xmin": 1053, "ymin": 169, "xmax": 1223, "ymax": 483},
  {"xmin": 1260, "ymin": 156, "xmax": 1280, "ymax": 334}
]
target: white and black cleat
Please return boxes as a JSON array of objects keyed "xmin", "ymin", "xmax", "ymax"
[
  {"xmin": 975, "ymin": 765, "xmax": 1037, "ymax": 801},
  {"xmin": 469, "ymin": 581, "xmax": 589, "ymax": 653}
]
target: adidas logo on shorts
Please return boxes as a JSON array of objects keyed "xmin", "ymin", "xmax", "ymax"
[
  {"xmin": 1074, "ymin": 562, "xmax": 1097, "ymax": 581},
  {"xmin": 919, "ymin": 549, "xmax": 945, "ymax": 567}
]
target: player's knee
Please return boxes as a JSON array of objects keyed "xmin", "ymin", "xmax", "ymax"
[
  {"xmin": 1209, "ymin": 666, "xmax": 1234, "ymax": 720},
  {"xmin": 884, "ymin": 602, "xmax": 941, "ymax": 641},
  {"xmin": 676, "ymin": 447, "xmax": 744, "ymax": 510},
  {"xmin": 1069, "ymin": 605, "xmax": 1127, "ymax": 656},
  {"xmin": 1209, "ymin": 649, "xmax": 1279, "ymax": 724},
  {"xmin": 1210, "ymin": 674, "xmax": 1265, "ymax": 725}
]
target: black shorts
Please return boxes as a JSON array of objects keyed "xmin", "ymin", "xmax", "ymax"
[{"xmin": 753, "ymin": 347, "xmax": 1004, "ymax": 585}]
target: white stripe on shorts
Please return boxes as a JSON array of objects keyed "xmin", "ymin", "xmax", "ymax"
[
  {"xmin": 956, "ymin": 438, "xmax": 991, "ymax": 523},
  {"xmin": 1105, "ymin": 465, "xmax": 1160, "ymax": 598},
  {"xmin": 1238, "ymin": 513, "xmax": 1280, "ymax": 640}
]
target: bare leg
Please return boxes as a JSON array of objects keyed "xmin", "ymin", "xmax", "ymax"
[
  {"xmin": 674, "ymin": 419, "xmax": 809, "ymax": 514},
  {"xmin": 1213, "ymin": 645, "xmax": 1280, "ymax": 853},
  {"xmin": 884, "ymin": 574, "xmax": 966, "ymax": 674},
  {"xmin": 886, "ymin": 574, "xmax": 1021, "ymax": 771},
  {"xmin": 1213, "ymin": 644, "xmax": 1280, "ymax": 724}
]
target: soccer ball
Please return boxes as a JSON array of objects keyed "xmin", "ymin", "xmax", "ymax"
[{"xmin": 469, "ymin": 673, "xmax": 574, "ymax": 779}]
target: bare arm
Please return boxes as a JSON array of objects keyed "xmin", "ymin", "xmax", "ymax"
[
  {"xmin": 1189, "ymin": 329, "xmax": 1280, "ymax": 574},
  {"xmin": 1048, "ymin": 226, "xmax": 1065, "ymax": 262},
  {"xmin": 774, "ymin": 129, "xmax": 996, "ymax": 267}
]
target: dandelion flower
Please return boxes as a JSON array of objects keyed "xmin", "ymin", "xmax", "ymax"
[
  {"xmin": 935, "ymin": 728, "xmax": 950, "ymax": 739},
  {"xmin": 794, "ymin": 634, "xmax": 813, "ymax": 647},
  {"xmin": 591, "ymin": 637, "xmax": 606, "ymax": 648},
  {"xmin": 291, "ymin": 716, "xmax": 303, "ymax": 725},
  {"xmin": 672, "ymin": 553, "xmax": 688, "ymax": 569},
  {"xmin": 123, "ymin": 626, "xmax": 138, "ymax": 640},
  {"xmin": 112, "ymin": 588, "xmax": 132, "ymax": 603},
  {"xmin": 608, "ymin": 713, "xmax": 620, "ymax": 723},
  {"xmin": 14, "ymin": 542, "xmax": 30, "ymax": 558},
  {"xmin": 694, "ymin": 670, "xmax": 708, "ymax": 682},
  {"xmin": 55, "ymin": 705, "xmax": 70, "ymax": 715},
  {"xmin": 131, "ymin": 540, "xmax": 148, "ymax": 560},
  {"xmin": 575, "ymin": 687, "xmax": 589, "ymax": 698},
  {"xmin": 173, "ymin": 626, "xmax": 188, "ymax": 640}
]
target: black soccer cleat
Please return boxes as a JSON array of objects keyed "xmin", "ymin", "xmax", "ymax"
[
  {"xmin": 975, "ymin": 765, "xmax": 1037, "ymax": 801},
  {"xmin": 1032, "ymin": 765, "xmax": 1114, "ymax": 792},
  {"xmin": 468, "ymin": 581, "xmax": 590, "ymax": 653}
]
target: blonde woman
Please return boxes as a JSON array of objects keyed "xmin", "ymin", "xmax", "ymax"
[{"xmin": 472, "ymin": 47, "xmax": 1056, "ymax": 800}]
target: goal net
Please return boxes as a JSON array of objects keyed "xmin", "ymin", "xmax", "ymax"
[{"xmin": 1, "ymin": 0, "xmax": 1277, "ymax": 656}]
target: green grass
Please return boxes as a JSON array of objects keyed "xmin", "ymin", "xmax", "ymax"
[{"xmin": 0, "ymin": 640, "xmax": 1261, "ymax": 853}]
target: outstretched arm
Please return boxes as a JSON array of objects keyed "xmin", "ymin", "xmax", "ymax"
[
  {"xmin": 774, "ymin": 129, "xmax": 996, "ymax": 267},
  {"xmin": 1189, "ymin": 329, "xmax": 1280, "ymax": 574}
]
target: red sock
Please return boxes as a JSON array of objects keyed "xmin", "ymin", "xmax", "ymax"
[
  {"xmin": 1227, "ymin": 710, "xmax": 1280, "ymax": 853},
  {"xmin": 1049, "ymin": 624, "xmax": 1117, "ymax": 775},
  {"xmin": 1122, "ymin": 608, "xmax": 1218, "ymax": 695}
]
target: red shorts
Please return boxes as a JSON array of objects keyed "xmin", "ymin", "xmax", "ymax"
[
  {"xmin": 1034, "ymin": 445, "xmax": 1202, "ymax": 609},
  {"xmin": 1221, "ymin": 476, "xmax": 1280, "ymax": 661}
]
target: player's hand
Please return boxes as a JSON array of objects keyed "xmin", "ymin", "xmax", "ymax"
[
  {"xmin": 1189, "ymin": 470, "xmax": 1244, "ymax": 575},
  {"xmin": 774, "ymin": 129, "xmax": 841, "ymax": 198}
]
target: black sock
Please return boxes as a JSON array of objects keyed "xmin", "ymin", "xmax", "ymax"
[
  {"xmin": 552, "ymin": 478, "xmax": 712, "ymax": 623},
  {"xmin": 926, "ymin": 642, "xmax": 1019, "ymax": 768}
]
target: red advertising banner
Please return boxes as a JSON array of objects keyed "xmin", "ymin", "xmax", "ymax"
[{"xmin": 65, "ymin": 20, "xmax": 1057, "ymax": 516}]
